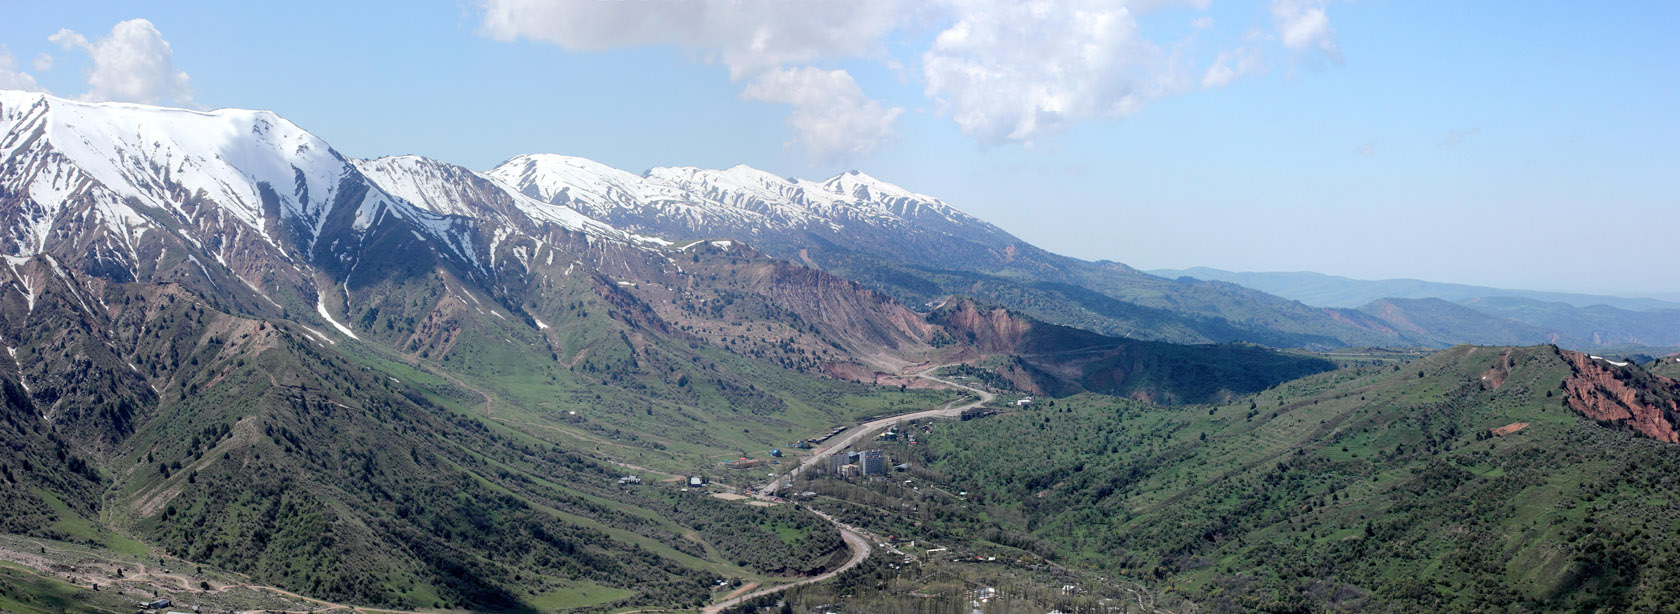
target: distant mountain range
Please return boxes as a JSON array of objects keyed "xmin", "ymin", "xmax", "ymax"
[
  {"xmin": 1150, "ymin": 267, "xmax": 1680, "ymax": 311},
  {"xmin": 1153, "ymin": 267, "xmax": 1680, "ymax": 353}
]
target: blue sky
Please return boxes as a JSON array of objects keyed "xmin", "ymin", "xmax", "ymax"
[{"xmin": 2, "ymin": 1, "xmax": 1675, "ymax": 297}]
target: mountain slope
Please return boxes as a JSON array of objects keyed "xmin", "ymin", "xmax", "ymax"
[
  {"xmin": 928, "ymin": 298, "xmax": 1337, "ymax": 403},
  {"xmin": 1351, "ymin": 297, "xmax": 1571, "ymax": 347}
]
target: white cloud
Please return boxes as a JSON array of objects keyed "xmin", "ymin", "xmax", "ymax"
[
  {"xmin": 741, "ymin": 67, "xmax": 903, "ymax": 164},
  {"xmin": 478, "ymin": 0, "xmax": 908, "ymax": 162},
  {"xmin": 31, "ymin": 53, "xmax": 53, "ymax": 72},
  {"xmin": 477, "ymin": 0, "xmax": 907, "ymax": 78},
  {"xmin": 1353, "ymin": 141, "xmax": 1373, "ymax": 157},
  {"xmin": 476, "ymin": 0, "xmax": 1336, "ymax": 157},
  {"xmin": 1271, "ymin": 0, "xmax": 1341, "ymax": 62},
  {"xmin": 921, "ymin": 0, "xmax": 1186, "ymax": 145},
  {"xmin": 0, "ymin": 46, "xmax": 45, "ymax": 92},
  {"xmin": 51, "ymin": 19, "xmax": 194, "ymax": 105},
  {"xmin": 1202, "ymin": 47, "xmax": 1263, "ymax": 88}
]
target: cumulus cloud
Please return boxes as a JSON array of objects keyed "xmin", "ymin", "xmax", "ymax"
[
  {"xmin": 921, "ymin": 0, "xmax": 1185, "ymax": 145},
  {"xmin": 1271, "ymin": 0, "xmax": 1341, "ymax": 62},
  {"xmin": 1202, "ymin": 46, "xmax": 1263, "ymax": 88},
  {"xmin": 478, "ymin": 0, "xmax": 907, "ymax": 78},
  {"xmin": 742, "ymin": 67, "xmax": 903, "ymax": 164},
  {"xmin": 479, "ymin": 0, "xmax": 907, "ymax": 161},
  {"xmin": 31, "ymin": 53, "xmax": 53, "ymax": 72},
  {"xmin": 51, "ymin": 19, "xmax": 194, "ymax": 105},
  {"xmin": 0, "ymin": 46, "xmax": 46, "ymax": 92},
  {"xmin": 476, "ymin": 0, "xmax": 1340, "ymax": 158}
]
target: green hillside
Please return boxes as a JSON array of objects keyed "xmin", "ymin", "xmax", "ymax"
[
  {"xmin": 801, "ymin": 345, "xmax": 1680, "ymax": 612},
  {"xmin": 0, "ymin": 251, "xmax": 952, "ymax": 611},
  {"xmin": 1650, "ymin": 356, "xmax": 1680, "ymax": 379}
]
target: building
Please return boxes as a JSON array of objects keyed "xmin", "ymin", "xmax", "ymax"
[
  {"xmin": 860, "ymin": 449, "xmax": 887, "ymax": 476},
  {"xmin": 688, "ymin": 476, "xmax": 707, "ymax": 487},
  {"xmin": 838, "ymin": 463, "xmax": 861, "ymax": 478},
  {"xmin": 827, "ymin": 453, "xmax": 848, "ymax": 476},
  {"xmin": 961, "ymin": 407, "xmax": 991, "ymax": 421}
]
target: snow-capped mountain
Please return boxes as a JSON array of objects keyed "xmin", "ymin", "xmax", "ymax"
[
  {"xmin": 0, "ymin": 90, "xmax": 492, "ymax": 315},
  {"xmin": 485, "ymin": 154, "xmax": 1017, "ymax": 258},
  {"xmin": 0, "ymin": 91, "xmax": 678, "ymax": 333},
  {"xmin": 351, "ymin": 155, "xmax": 638, "ymax": 243}
]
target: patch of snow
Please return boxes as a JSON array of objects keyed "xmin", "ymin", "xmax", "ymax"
[
  {"xmin": 297, "ymin": 324, "xmax": 335, "ymax": 345},
  {"xmin": 534, "ymin": 318, "xmax": 549, "ymax": 330},
  {"xmin": 315, "ymin": 295, "xmax": 359, "ymax": 340}
]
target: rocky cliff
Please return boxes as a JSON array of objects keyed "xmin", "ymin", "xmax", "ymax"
[{"xmin": 1560, "ymin": 349, "xmax": 1680, "ymax": 443}]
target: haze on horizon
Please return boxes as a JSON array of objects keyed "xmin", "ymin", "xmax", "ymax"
[{"xmin": 2, "ymin": 1, "xmax": 1673, "ymax": 298}]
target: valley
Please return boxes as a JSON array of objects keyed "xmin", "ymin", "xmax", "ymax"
[{"xmin": 0, "ymin": 89, "xmax": 1676, "ymax": 614}]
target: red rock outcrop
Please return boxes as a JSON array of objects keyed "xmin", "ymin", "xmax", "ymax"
[{"xmin": 1560, "ymin": 350, "xmax": 1680, "ymax": 443}]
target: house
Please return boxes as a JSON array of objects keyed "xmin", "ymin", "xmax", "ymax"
[
  {"xmin": 617, "ymin": 475, "xmax": 642, "ymax": 485},
  {"xmin": 839, "ymin": 463, "xmax": 861, "ymax": 478},
  {"xmin": 689, "ymin": 476, "xmax": 706, "ymax": 487},
  {"xmin": 1015, "ymin": 397, "xmax": 1033, "ymax": 407}
]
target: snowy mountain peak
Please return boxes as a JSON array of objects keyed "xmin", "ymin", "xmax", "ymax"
[
  {"xmin": 0, "ymin": 89, "xmax": 390, "ymax": 259},
  {"xmin": 354, "ymin": 154, "xmax": 631, "ymax": 241},
  {"xmin": 820, "ymin": 169, "xmax": 932, "ymax": 203},
  {"xmin": 488, "ymin": 153, "xmax": 1014, "ymax": 256}
]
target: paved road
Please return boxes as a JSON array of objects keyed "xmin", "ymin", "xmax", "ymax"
[{"xmin": 756, "ymin": 364, "xmax": 995, "ymax": 497}]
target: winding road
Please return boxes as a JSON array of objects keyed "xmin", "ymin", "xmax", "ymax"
[
  {"xmin": 756, "ymin": 364, "xmax": 996, "ymax": 497},
  {"xmin": 698, "ymin": 364, "xmax": 994, "ymax": 612}
]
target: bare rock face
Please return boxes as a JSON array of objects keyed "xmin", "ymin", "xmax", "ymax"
[
  {"xmin": 929, "ymin": 298, "xmax": 1035, "ymax": 353},
  {"xmin": 1560, "ymin": 349, "xmax": 1680, "ymax": 443}
]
